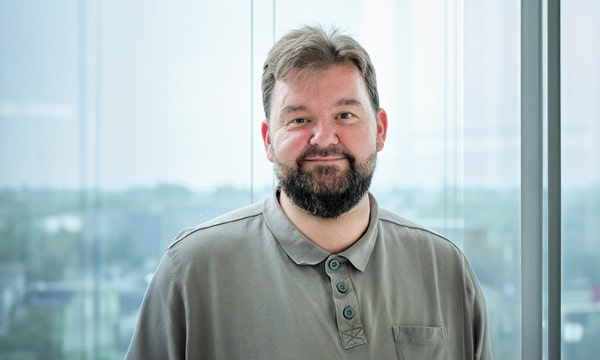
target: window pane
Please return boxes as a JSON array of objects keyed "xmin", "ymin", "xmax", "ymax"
[
  {"xmin": 562, "ymin": 0, "xmax": 600, "ymax": 358},
  {"xmin": 1, "ymin": 0, "xmax": 256, "ymax": 358},
  {"xmin": 0, "ymin": 2, "xmax": 84, "ymax": 358},
  {"xmin": 462, "ymin": 2, "xmax": 521, "ymax": 357}
]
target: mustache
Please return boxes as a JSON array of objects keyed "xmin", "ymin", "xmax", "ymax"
[{"xmin": 297, "ymin": 146, "xmax": 355, "ymax": 164}]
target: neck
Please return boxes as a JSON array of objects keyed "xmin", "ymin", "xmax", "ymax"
[{"xmin": 278, "ymin": 190, "xmax": 371, "ymax": 253}]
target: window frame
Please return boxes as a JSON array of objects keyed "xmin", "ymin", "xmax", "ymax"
[{"xmin": 520, "ymin": 0, "xmax": 561, "ymax": 358}]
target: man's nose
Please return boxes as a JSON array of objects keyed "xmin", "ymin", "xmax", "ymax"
[{"xmin": 309, "ymin": 120, "xmax": 339, "ymax": 146}]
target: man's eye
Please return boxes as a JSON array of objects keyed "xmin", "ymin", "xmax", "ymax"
[
  {"xmin": 338, "ymin": 112, "xmax": 354, "ymax": 120},
  {"xmin": 291, "ymin": 118, "xmax": 307, "ymax": 124}
]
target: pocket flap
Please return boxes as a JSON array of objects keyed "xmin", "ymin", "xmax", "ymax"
[{"xmin": 393, "ymin": 326, "xmax": 448, "ymax": 345}]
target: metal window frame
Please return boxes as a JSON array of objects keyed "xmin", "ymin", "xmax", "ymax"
[{"xmin": 521, "ymin": 0, "xmax": 561, "ymax": 359}]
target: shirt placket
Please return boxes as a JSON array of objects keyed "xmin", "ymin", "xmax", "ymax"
[{"xmin": 325, "ymin": 255, "xmax": 367, "ymax": 350}]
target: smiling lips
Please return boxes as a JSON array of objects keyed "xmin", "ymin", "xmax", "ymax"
[
  {"xmin": 301, "ymin": 156, "xmax": 349, "ymax": 172},
  {"xmin": 300, "ymin": 147, "xmax": 350, "ymax": 162},
  {"xmin": 304, "ymin": 156, "xmax": 346, "ymax": 163},
  {"xmin": 298, "ymin": 146, "xmax": 354, "ymax": 168}
]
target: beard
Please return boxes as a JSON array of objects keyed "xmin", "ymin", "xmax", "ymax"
[{"xmin": 274, "ymin": 146, "xmax": 376, "ymax": 218}]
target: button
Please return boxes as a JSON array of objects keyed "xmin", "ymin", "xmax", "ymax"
[
  {"xmin": 328, "ymin": 258, "xmax": 341, "ymax": 271},
  {"xmin": 343, "ymin": 306, "xmax": 355, "ymax": 319},
  {"xmin": 336, "ymin": 281, "xmax": 349, "ymax": 293}
]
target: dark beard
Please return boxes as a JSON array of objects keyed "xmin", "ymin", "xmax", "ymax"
[{"xmin": 275, "ymin": 148, "xmax": 376, "ymax": 218}]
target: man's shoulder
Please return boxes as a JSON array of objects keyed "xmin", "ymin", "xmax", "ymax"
[
  {"xmin": 377, "ymin": 207, "xmax": 460, "ymax": 252},
  {"xmin": 168, "ymin": 201, "xmax": 264, "ymax": 249},
  {"xmin": 378, "ymin": 207, "xmax": 443, "ymax": 236}
]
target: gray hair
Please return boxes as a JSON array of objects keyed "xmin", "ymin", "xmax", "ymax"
[{"xmin": 261, "ymin": 25, "xmax": 380, "ymax": 120}]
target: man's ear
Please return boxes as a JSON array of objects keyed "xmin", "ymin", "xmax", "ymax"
[
  {"xmin": 376, "ymin": 108, "xmax": 388, "ymax": 152},
  {"xmin": 261, "ymin": 121, "xmax": 275, "ymax": 162}
]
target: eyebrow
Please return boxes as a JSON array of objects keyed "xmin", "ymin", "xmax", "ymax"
[
  {"xmin": 279, "ymin": 99, "xmax": 365, "ymax": 116},
  {"xmin": 279, "ymin": 105, "xmax": 308, "ymax": 116},
  {"xmin": 335, "ymin": 98, "xmax": 365, "ymax": 109}
]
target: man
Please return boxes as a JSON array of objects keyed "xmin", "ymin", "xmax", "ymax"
[{"xmin": 127, "ymin": 25, "xmax": 493, "ymax": 359}]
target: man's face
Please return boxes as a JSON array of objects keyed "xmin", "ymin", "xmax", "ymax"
[{"xmin": 261, "ymin": 63, "xmax": 387, "ymax": 218}]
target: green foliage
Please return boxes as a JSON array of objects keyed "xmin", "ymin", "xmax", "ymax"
[{"xmin": 0, "ymin": 308, "xmax": 63, "ymax": 360}]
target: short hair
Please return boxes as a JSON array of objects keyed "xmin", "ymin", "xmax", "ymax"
[{"xmin": 261, "ymin": 25, "xmax": 380, "ymax": 121}]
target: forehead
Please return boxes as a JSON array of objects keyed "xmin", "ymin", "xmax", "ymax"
[{"xmin": 273, "ymin": 64, "xmax": 369, "ymax": 104}]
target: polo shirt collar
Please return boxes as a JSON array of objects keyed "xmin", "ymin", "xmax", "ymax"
[{"xmin": 263, "ymin": 189, "xmax": 379, "ymax": 272}]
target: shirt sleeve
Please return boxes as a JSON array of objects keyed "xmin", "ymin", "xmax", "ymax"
[
  {"xmin": 465, "ymin": 256, "xmax": 494, "ymax": 360},
  {"xmin": 126, "ymin": 250, "xmax": 187, "ymax": 360}
]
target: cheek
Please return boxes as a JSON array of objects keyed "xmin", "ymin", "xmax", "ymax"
[
  {"xmin": 346, "ymin": 129, "xmax": 378, "ymax": 153},
  {"xmin": 271, "ymin": 132, "xmax": 309, "ymax": 162}
]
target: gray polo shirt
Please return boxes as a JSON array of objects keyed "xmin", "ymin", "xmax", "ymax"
[{"xmin": 127, "ymin": 192, "xmax": 493, "ymax": 359}]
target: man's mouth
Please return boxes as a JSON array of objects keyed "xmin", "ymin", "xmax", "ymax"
[{"xmin": 304, "ymin": 156, "xmax": 346, "ymax": 163}]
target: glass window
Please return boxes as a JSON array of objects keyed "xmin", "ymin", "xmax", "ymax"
[{"xmin": 561, "ymin": 0, "xmax": 600, "ymax": 358}]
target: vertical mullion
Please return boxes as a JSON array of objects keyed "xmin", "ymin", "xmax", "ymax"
[
  {"xmin": 250, "ymin": 0, "xmax": 255, "ymax": 203},
  {"xmin": 546, "ymin": 0, "xmax": 561, "ymax": 358},
  {"xmin": 77, "ymin": 0, "xmax": 89, "ymax": 356},
  {"xmin": 521, "ymin": 0, "xmax": 544, "ymax": 359}
]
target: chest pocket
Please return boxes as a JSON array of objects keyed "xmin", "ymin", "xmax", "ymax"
[{"xmin": 393, "ymin": 326, "xmax": 448, "ymax": 360}]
